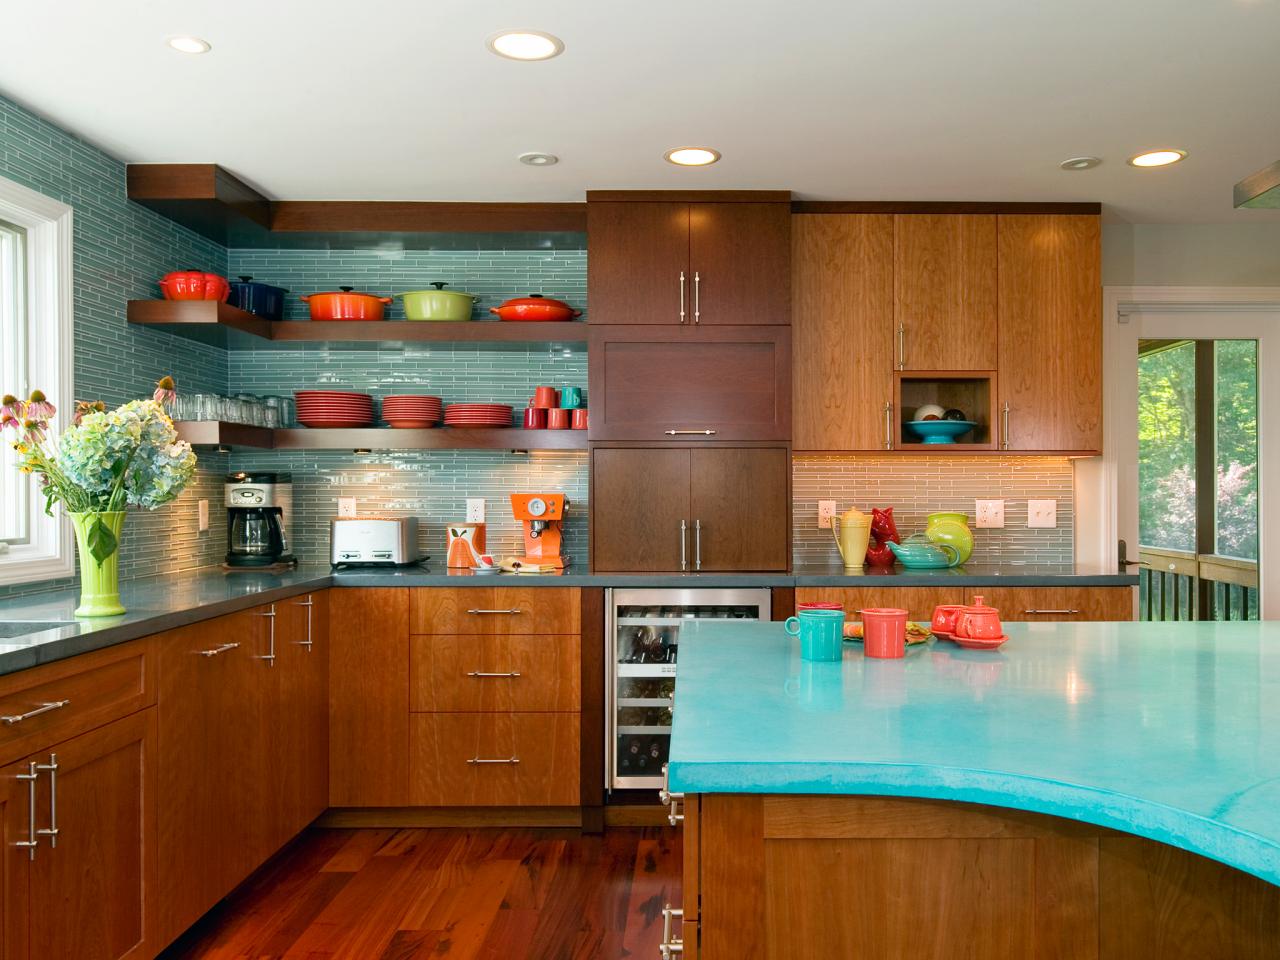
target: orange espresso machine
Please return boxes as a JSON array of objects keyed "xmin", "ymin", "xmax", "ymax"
[{"xmin": 509, "ymin": 493, "xmax": 570, "ymax": 569}]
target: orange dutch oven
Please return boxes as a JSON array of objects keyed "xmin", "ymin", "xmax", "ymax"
[
  {"xmin": 301, "ymin": 286, "xmax": 393, "ymax": 321},
  {"xmin": 158, "ymin": 269, "xmax": 230, "ymax": 302},
  {"xmin": 489, "ymin": 293, "xmax": 582, "ymax": 322}
]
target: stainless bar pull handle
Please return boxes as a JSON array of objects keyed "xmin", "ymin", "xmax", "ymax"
[
  {"xmin": 296, "ymin": 595, "xmax": 313, "ymax": 650},
  {"xmin": 467, "ymin": 671, "xmax": 522, "ymax": 678},
  {"xmin": 884, "ymin": 401, "xmax": 894, "ymax": 450},
  {"xmin": 679, "ymin": 271, "xmax": 686, "ymax": 324},
  {"xmin": 256, "ymin": 605, "xmax": 276, "ymax": 665},
  {"xmin": 693, "ymin": 519, "xmax": 702, "ymax": 572},
  {"xmin": 664, "ymin": 429, "xmax": 716, "ymax": 436},
  {"xmin": 659, "ymin": 763, "xmax": 686, "ymax": 826},
  {"xmin": 1, "ymin": 699, "xmax": 70, "ymax": 725},
  {"xmin": 1023, "ymin": 609, "xmax": 1080, "ymax": 615},
  {"xmin": 660, "ymin": 905, "xmax": 685, "ymax": 958},
  {"xmin": 198, "ymin": 642, "xmax": 239, "ymax": 658},
  {"xmin": 693, "ymin": 271, "xmax": 701, "ymax": 324},
  {"xmin": 15, "ymin": 762, "xmax": 37, "ymax": 860},
  {"xmin": 1002, "ymin": 401, "xmax": 1010, "ymax": 450},
  {"xmin": 35, "ymin": 754, "xmax": 57, "ymax": 848},
  {"xmin": 680, "ymin": 520, "xmax": 688, "ymax": 572},
  {"xmin": 467, "ymin": 757, "xmax": 520, "ymax": 765},
  {"xmin": 467, "ymin": 608, "xmax": 523, "ymax": 615},
  {"xmin": 898, "ymin": 322, "xmax": 906, "ymax": 370}
]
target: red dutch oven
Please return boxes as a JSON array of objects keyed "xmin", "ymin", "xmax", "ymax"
[
  {"xmin": 157, "ymin": 270, "xmax": 230, "ymax": 302},
  {"xmin": 489, "ymin": 293, "xmax": 582, "ymax": 322},
  {"xmin": 300, "ymin": 286, "xmax": 393, "ymax": 321}
]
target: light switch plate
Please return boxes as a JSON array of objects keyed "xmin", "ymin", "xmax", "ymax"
[
  {"xmin": 817, "ymin": 500, "xmax": 837, "ymax": 529},
  {"xmin": 337, "ymin": 497, "xmax": 357, "ymax": 518},
  {"xmin": 975, "ymin": 499, "xmax": 1005, "ymax": 528},
  {"xmin": 1028, "ymin": 499, "xmax": 1058, "ymax": 528},
  {"xmin": 466, "ymin": 498, "xmax": 486, "ymax": 523},
  {"xmin": 197, "ymin": 499, "xmax": 208, "ymax": 532}
]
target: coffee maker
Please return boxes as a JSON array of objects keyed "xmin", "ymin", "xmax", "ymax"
[
  {"xmin": 225, "ymin": 472, "xmax": 294, "ymax": 567},
  {"xmin": 509, "ymin": 493, "xmax": 569, "ymax": 569}
]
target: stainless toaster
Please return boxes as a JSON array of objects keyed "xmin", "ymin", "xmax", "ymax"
[{"xmin": 330, "ymin": 517, "xmax": 421, "ymax": 566}]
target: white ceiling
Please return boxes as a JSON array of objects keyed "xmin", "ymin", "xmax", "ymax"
[{"xmin": 3, "ymin": 0, "xmax": 1279, "ymax": 224}]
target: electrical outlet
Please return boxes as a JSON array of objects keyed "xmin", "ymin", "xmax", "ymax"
[
  {"xmin": 197, "ymin": 499, "xmax": 209, "ymax": 532},
  {"xmin": 466, "ymin": 498, "xmax": 486, "ymax": 523},
  {"xmin": 975, "ymin": 499, "xmax": 1005, "ymax": 529},
  {"xmin": 817, "ymin": 500, "xmax": 837, "ymax": 529},
  {"xmin": 337, "ymin": 497, "xmax": 357, "ymax": 518},
  {"xmin": 1027, "ymin": 499, "xmax": 1058, "ymax": 528}
]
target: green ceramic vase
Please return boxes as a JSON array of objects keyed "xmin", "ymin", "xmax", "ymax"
[
  {"xmin": 69, "ymin": 511, "xmax": 126, "ymax": 617},
  {"xmin": 925, "ymin": 511, "xmax": 974, "ymax": 565}
]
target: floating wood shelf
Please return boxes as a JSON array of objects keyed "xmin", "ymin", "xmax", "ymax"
[
  {"xmin": 128, "ymin": 300, "xmax": 588, "ymax": 349},
  {"xmin": 174, "ymin": 421, "xmax": 587, "ymax": 452}
]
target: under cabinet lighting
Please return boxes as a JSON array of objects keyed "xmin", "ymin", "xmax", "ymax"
[
  {"xmin": 1128, "ymin": 149, "xmax": 1187, "ymax": 168},
  {"xmin": 664, "ymin": 147, "xmax": 721, "ymax": 167},
  {"xmin": 167, "ymin": 36, "xmax": 211, "ymax": 54},
  {"xmin": 487, "ymin": 31, "xmax": 563, "ymax": 61}
]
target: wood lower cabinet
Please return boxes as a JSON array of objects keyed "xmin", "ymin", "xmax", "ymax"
[
  {"xmin": 411, "ymin": 635, "xmax": 580, "ymax": 713},
  {"xmin": 409, "ymin": 586, "xmax": 580, "ymax": 635},
  {"xmin": 274, "ymin": 591, "xmax": 329, "ymax": 840},
  {"xmin": 592, "ymin": 447, "xmax": 790, "ymax": 572},
  {"xmin": 0, "ymin": 754, "xmax": 31, "ymax": 960},
  {"xmin": 977, "ymin": 586, "xmax": 1133, "ymax": 621},
  {"xmin": 796, "ymin": 586, "xmax": 963, "ymax": 621}
]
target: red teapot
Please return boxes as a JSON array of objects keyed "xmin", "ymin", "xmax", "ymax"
[{"xmin": 953, "ymin": 596, "xmax": 1005, "ymax": 641}]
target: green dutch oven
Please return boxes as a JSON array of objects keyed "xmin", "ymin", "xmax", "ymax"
[{"xmin": 400, "ymin": 282, "xmax": 479, "ymax": 321}]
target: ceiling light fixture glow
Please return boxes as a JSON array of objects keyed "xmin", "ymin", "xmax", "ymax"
[
  {"xmin": 1128, "ymin": 149, "xmax": 1187, "ymax": 168},
  {"xmin": 487, "ymin": 31, "xmax": 563, "ymax": 61},
  {"xmin": 664, "ymin": 147, "xmax": 721, "ymax": 167},
  {"xmin": 1060, "ymin": 156, "xmax": 1101, "ymax": 171},
  {"xmin": 518, "ymin": 152, "xmax": 559, "ymax": 166},
  {"xmin": 167, "ymin": 36, "xmax": 211, "ymax": 54}
]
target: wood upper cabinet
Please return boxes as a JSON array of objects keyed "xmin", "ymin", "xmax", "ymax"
[
  {"xmin": 894, "ymin": 214, "xmax": 997, "ymax": 370},
  {"xmin": 591, "ymin": 446, "xmax": 789, "ymax": 573},
  {"xmin": 997, "ymin": 214, "xmax": 1102, "ymax": 452},
  {"xmin": 587, "ymin": 196, "xmax": 790, "ymax": 325},
  {"xmin": 792, "ymin": 214, "xmax": 894, "ymax": 451}
]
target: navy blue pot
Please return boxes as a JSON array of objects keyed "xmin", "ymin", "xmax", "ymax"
[{"xmin": 228, "ymin": 276, "xmax": 288, "ymax": 321}]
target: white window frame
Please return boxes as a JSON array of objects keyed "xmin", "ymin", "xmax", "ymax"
[{"xmin": 0, "ymin": 175, "xmax": 74, "ymax": 586}]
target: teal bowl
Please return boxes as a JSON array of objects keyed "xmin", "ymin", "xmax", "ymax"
[{"xmin": 907, "ymin": 420, "xmax": 976, "ymax": 444}]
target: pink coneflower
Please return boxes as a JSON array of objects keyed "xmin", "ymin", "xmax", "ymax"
[
  {"xmin": 1, "ymin": 395, "xmax": 22, "ymax": 420},
  {"xmin": 0, "ymin": 412, "xmax": 18, "ymax": 433},
  {"xmin": 25, "ymin": 389, "xmax": 54, "ymax": 420},
  {"xmin": 72, "ymin": 399, "xmax": 105, "ymax": 426},
  {"xmin": 153, "ymin": 376, "xmax": 177, "ymax": 407},
  {"xmin": 21, "ymin": 419, "xmax": 45, "ymax": 443}
]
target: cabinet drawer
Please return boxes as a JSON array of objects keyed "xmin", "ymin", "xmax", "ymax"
[
  {"xmin": 410, "ymin": 587, "xmax": 580, "ymax": 635},
  {"xmin": 0, "ymin": 638, "xmax": 154, "ymax": 766},
  {"xmin": 795, "ymin": 587, "xmax": 964, "ymax": 622},
  {"xmin": 411, "ymin": 635, "xmax": 580, "ymax": 712},
  {"xmin": 979, "ymin": 587, "xmax": 1134, "ymax": 622},
  {"xmin": 409, "ymin": 712, "xmax": 580, "ymax": 806}
]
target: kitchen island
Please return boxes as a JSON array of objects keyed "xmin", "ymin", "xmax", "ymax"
[{"xmin": 666, "ymin": 620, "xmax": 1280, "ymax": 959}]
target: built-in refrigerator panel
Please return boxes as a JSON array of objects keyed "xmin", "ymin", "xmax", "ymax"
[{"xmin": 607, "ymin": 587, "xmax": 771, "ymax": 790}]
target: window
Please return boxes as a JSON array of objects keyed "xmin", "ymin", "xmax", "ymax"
[{"xmin": 0, "ymin": 175, "xmax": 74, "ymax": 585}]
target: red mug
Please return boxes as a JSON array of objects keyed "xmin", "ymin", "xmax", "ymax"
[
  {"xmin": 571, "ymin": 408, "xmax": 588, "ymax": 430},
  {"xmin": 547, "ymin": 407, "xmax": 571, "ymax": 430},
  {"xmin": 523, "ymin": 407, "xmax": 548, "ymax": 429},
  {"xmin": 533, "ymin": 386, "xmax": 559, "ymax": 409},
  {"xmin": 930, "ymin": 604, "xmax": 964, "ymax": 636},
  {"xmin": 862, "ymin": 608, "xmax": 907, "ymax": 659}
]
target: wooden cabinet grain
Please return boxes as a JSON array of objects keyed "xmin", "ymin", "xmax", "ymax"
[
  {"xmin": 586, "ymin": 201, "xmax": 689, "ymax": 325},
  {"xmin": 409, "ymin": 587, "xmax": 579, "ymax": 635},
  {"xmin": 591, "ymin": 448, "xmax": 690, "ymax": 573},
  {"xmin": 688, "ymin": 202, "xmax": 791, "ymax": 325},
  {"xmin": 977, "ymin": 587, "xmax": 1133, "ymax": 622},
  {"xmin": 997, "ymin": 214, "xmax": 1102, "ymax": 452},
  {"xmin": 690, "ymin": 447, "xmax": 790, "ymax": 572},
  {"xmin": 796, "ymin": 586, "xmax": 964, "ymax": 621},
  {"xmin": 275, "ymin": 591, "xmax": 329, "ymax": 840},
  {"xmin": 0, "ymin": 754, "xmax": 30, "ymax": 960},
  {"xmin": 792, "ymin": 214, "xmax": 894, "ymax": 451},
  {"xmin": 411, "ymin": 635, "xmax": 580, "ymax": 713}
]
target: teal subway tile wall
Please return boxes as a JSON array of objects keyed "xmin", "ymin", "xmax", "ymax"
[{"xmin": 0, "ymin": 95, "xmax": 229, "ymax": 597}]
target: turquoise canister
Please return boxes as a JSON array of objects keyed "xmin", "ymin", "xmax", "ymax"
[{"xmin": 925, "ymin": 511, "xmax": 974, "ymax": 565}]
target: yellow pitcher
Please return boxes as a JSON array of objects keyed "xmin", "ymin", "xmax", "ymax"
[{"xmin": 831, "ymin": 506, "xmax": 872, "ymax": 569}]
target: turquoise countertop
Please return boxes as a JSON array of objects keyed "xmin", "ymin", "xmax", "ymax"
[{"xmin": 667, "ymin": 620, "xmax": 1280, "ymax": 886}]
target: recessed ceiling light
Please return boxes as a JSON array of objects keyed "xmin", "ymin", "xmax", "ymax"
[
  {"xmin": 1128, "ymin": 149, "xmax": 1187, "ymax": 168},
  {"xmin": 518, "ymin": 152, "xmax": 559, "ymax": 166},
  {"xmin": 1060, "ymin": 156, "xmax": 1101, "ymax": 171},
  {"xmin": 664, "ymin": 147, "xmax": 721, "ymax": 167},
  {"xmin": 167, "ymin": 36, "xmax": 211, "ymax": 54},
  {"xmin": 487, "ymin": 31, "xmax": 563, "ymax": 61}
]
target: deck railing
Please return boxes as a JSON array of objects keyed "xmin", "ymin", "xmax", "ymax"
[{"xmin": 1138, "ymin": 547, "xmax": 1259, "ymax": 621}]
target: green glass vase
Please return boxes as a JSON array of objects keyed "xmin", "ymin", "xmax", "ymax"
[{"xmin": 69, "ymin": 511, "xmax": 126, "ymax": 617}]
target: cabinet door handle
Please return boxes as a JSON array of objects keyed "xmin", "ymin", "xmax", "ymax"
[
  {"xmin": 467, "ymin": 757, "xmax": 520, "ymax": 765},
  {"xmin": 199, "ymin": 642, "xmax": 239, "ymax": 658},
  {"xmin": 1002, "ymin": 401, "xmax": 1010, "ymax": 450},
  {"xmin": 466, "ymin": 671, "xmax": 522, "ymax": 679},
  {"xmin": 466, "ymin": 608, "xmax": 523, "ymax": 615},
  {"xmin": 693, "ymin": 519, "xmax": 702, "ymax": 572},
  {"xmin": 659, "ymin": 763, "xmax": 686, "ymax": 826},
  {"xmin": 884, "ymin": 401, "xmax": 894, "ymax": 450},
  {"xmin": 898, "ymin": 322, "xmax": 906, "ymax": 370},
  {"xmin": 660, "ymin": 905, "xmax": 686, "ymax": 958},
  {"xmin": 664, "ymin": 429, "xmax": 716, "ymax": 436},
  {"xmin": 256, "ymin": 604, "xmax": 276, "ymax": 665},
  {"xmin": 679, "ymin": 271, "xmax": 686, "ymax": 324},
  {"xmin": 693, "ymin": 271, "xmax": 701, "ymax": 324},
  {"xmin": 15, "ymin": 762, "xmax": 38, "ymax": 860},
  {"xmin": 295, "ymin": 595, "xmax": 314, "ymax": 650},
  {"xmin": 1023, "ymin": 609, "xmax": 1080, "ymax": 615},
  {"xmin": 1, "ymin": 699, "xmax": 70, "ymax": 725},
  {"xmin": 680, "ymin": 520, "xmax": 688, "ymax": 572},
  {"xmin": 35, "ymin": 754, "xmax": 57, "ymax": 848}
]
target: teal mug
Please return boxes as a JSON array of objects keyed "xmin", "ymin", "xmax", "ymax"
[
  {"xmin": 784, "ymin": 608, "xmax": 845, "ymax": 662},
  {"xmin": 560, "ymin": 386, "xmax": 583, "ymax": 409}
]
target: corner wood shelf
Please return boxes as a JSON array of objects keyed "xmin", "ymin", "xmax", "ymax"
[
  {"xmin": 174, "ymin": 421, "xmax": 587, "ymax": 452},
  {"xmin": 127, "ymin": 300, "xmax": 588, "ymax": 349}
]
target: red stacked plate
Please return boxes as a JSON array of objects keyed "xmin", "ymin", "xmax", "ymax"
[
  {"xmin": 295, "ymin": 390, "xmax": 374, "ymax": 428},
  {"xmin": 443, "ymin": 403, "xmax": 513, "ymax": 428},
  {"xmin": 381, "ymin": 395, "xmax": 443, "ymax": 429}
]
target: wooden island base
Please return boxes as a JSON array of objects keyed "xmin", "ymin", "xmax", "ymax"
[{"xmin": 681, "ymin": 794, "xmax": 1280, "ymax": 960}]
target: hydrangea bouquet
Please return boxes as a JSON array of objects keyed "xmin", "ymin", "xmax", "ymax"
[{"xmin": 2, "ymin": 377, "xmax": 197, "ymax": 616}]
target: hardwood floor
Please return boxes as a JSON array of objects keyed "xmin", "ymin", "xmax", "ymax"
[{"xmin": 157, "ymin": 826, "xmax": 682, "ymax": 960}]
